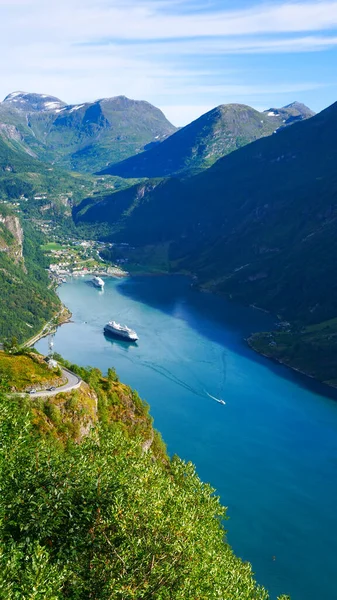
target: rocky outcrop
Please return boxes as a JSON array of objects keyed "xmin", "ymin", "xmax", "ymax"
[
  {"xmin": 0, "ymin": 215, "xmax": 24, "ymax": 264},
  {"xmin": 0, "ymin": 123, "xmax": 36, "ymax": 157}
]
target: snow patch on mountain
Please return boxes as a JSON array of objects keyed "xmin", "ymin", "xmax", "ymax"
[
  {"xmin": 44, "ymin": 101, "xmax": 64, "ymax": 111},
  {"xmin": 69, "ymin": 104, "xmax": 85, "ymax": 113}
]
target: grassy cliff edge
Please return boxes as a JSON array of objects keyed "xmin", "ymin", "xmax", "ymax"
[{"xmin": 0, "ymin": 352, "xmax": 289, "ymax": 599}]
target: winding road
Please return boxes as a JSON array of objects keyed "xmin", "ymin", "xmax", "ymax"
[{"xmin": 28, "ymin": 367, "xmax": 82, "ymax": 398}]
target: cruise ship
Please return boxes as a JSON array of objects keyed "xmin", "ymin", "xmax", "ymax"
[
  {"xmin": 104, "ymin": 321, "xmax": 139, "ymax": 342},
  {"xmin": 92, "ymin": 276, "xmax": 104, "ymax": 288}
]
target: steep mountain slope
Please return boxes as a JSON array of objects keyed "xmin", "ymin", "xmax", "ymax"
[
  {"xmin": 0, "ymin": 205, "xmax": 60, "ymax": 342},
  {"xmin": 0, "ymin": 92, "xmax": 177, "ymax": 173},
  {"xmin": 99, "ymin": 102, "xmax": 314, "ymax": 179},
  {"xmin": 75, "ymin": 101, "xmax": 337, "ymax": 383}
]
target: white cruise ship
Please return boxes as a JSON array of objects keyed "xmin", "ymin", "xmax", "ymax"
[
  {"xmin": 104, "ymin": 321, "xmax": 138, "ymax": 342},
  {"xmin": 92, "ymin": 276, "xmax": 104, "ymax": 288}
]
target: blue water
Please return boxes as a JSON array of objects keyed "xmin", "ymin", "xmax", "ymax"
[{"xmin": 36, "ymin": 275, "xmax": 337, "ymax": 600}]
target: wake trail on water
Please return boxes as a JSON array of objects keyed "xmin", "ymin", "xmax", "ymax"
[
  {"xmin": 141, "ymin": 360, "xmax": 206, "ymax": 398},
  {"xmin": 205, "ymin": 391, "xmax": 226, "ymax": 405},
  {"xmin": 109, "ymin": 337, "xmax": 228, "ymax": 404}
]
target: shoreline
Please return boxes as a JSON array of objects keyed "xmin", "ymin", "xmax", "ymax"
[
  {"xmin": 126, "ymin": 267, "xmax": 337, "ymax": 393},
  {"xmin": 25, "ymin": 305, "xmax": 72, "ymax": 348},
  {"xmin": 39, "ymin": 267, "xmax": 337, "ymax": 396},
  {"xmin": 247, "ymin": 336, "xmax": 337, "ymax": 393},
  {"xmin": 33, "ymin": 271, "xmax": 128, "ymax": 347}
]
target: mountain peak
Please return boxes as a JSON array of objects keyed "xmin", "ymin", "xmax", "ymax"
[
  {"xmin": 283, "ymin": 101, "xmax": 314, "ymax": 113},
  {"xmin": 3, "ymin": 92, "xmax": 66, "ymax": 112},
  {"xmin": 263, "ymin": 101, "xmax": 315, "ymax": 125},
  {"xmin": 96, "ymin": 95, "xmax": 162, "ymax": 110}
]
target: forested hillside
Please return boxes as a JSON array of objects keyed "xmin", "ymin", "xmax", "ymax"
[
  {"xmin": 0, "ymin": 206, "xmax": 60, "ymax": 343},
  {"xmin": 0, "ymin": 131, "xmax": 105, "ymax": 210},
  {"xmin": 0, "ymin": 358, "xmax": 289, "ymax": 600}
]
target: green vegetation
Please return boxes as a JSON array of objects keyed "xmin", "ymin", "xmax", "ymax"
[
  {"xmin": 0, "ymin": 351, "xmax": 62, "ymax": 392},
  {"xmin": 0, "ymin": 118, "xmax": 138, "ymax": 238},
  {"xmin": 99, "ymin": 242, "xmax": 170, "ymax": 274},
  {"xmin": 249, "ymin": 318, "xmax": 337, "ymax": 387},
  {"xmin": 0, "ymin": 207, "xmax": 60, "ymax": 343},
  {"xmin": 0, "ymin": 357, "xmax": 289, "ymax": 599},
  {"xmin": 32, "ymin": 382, "xmax": 98, "ymax": 444},
  {"xmin": 41, "ymin": 242, "xmax": 63, "ymax": 252},
  {"xmin": 100, "ymin": 102, "xmax": 314, "ymax": 179},
  {"xmin": 0, "ymin": 129, "xmax": 136, "ymax": 345},
  {"xmin": 0, "ymin": 131, "xmax": 88, "ymax": 207}
]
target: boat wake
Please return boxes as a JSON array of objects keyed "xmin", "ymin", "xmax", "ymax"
[{"xmin": 205, "ymin": 391, "xmax": 226, "ymax": 405}]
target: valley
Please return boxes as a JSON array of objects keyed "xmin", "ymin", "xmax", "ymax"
[
  {"xmin": 72, "ymin": 99, "xmax": 337, "ymax": 388},
  {"xmin": 1, "ymin": 89, "xmax": 335, "ymax": 387}
]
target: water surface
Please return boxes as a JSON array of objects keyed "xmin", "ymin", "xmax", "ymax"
[{"xmin": 36, "ymin": 275, "xmax": 337, "ymax": 600}]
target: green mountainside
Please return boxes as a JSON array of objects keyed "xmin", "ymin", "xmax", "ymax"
[
  {"xmin": 0, "ymin": 92, "xmax": 177, "ymax": 173},
  {"xmin": 0, "ymin": 205, "xmax": 60, "ymax": 343},
  {"xmin": 74, "ymin": 100, "xmax": 337, "ymax": 385},
  {"xmin": 0, "ymin": 355, "xmax": 289, "ymax": 599},
  {"xmin": 99, "ymin": 102, "xmax": 314, "ymax": 179},
  {"xmin": 0, "ymin": 130, "xmax": 92, "ymax": 206},
  {"xmin": 0, "ymin": 128, "xmax": 138, "ymax": 225}
]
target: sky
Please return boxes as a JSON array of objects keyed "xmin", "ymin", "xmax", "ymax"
[{"xmin": 1, "ymin": 0, "xmax": 337, "ymax": 125}]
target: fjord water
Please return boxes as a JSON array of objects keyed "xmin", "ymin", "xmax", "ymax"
[{"xmin": 36, "ymin": 275, "xmax": 337, "ymax": 600}]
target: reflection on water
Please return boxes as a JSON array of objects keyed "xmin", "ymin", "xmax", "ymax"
[
  {"xmin": 103, "ymin": 334, "xmax": 138, "ymax": 349},
  {"xmin": 36, "ymin": 275, "xmax": 337, "ymax": 600}
]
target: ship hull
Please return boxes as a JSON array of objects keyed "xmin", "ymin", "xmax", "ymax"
[{"xmin": 104, "ymin": 327, "xmax": 138, "ymax": 342}]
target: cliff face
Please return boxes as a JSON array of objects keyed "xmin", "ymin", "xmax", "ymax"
[{"xmin": 0, "ymin": 214, "xmax": 24, "ymax": 264}]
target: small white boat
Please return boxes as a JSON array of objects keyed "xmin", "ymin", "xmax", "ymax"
[{"xmin": 206, "ymin": 391, "xmax": 226, "ymax": 405}]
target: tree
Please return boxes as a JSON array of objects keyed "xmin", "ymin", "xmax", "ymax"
[{"xmin": 3, "ymin": 336, "xmax": 19, "ymax": 354}]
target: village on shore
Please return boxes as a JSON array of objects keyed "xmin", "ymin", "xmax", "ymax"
[{"xmin": 44, "ymin": 239, "xmax": 128, "ymax": 284}]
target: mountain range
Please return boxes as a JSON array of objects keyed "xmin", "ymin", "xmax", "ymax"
[
  {"xmin": 0, "ymin": 92, "xmax": 177, "ymax": 173},
  {"xmin": 0, "ymin": 92, "xmax": 314, "ymax": 178},
  {"xmin": 99, "ymin": 101, "xmax": 314, "ymax": 178}
]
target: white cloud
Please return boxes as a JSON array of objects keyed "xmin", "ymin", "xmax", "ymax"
[
  {"xmin": 0, "ymin": 1, "xmax": 336, "ymax": 123},
  {"xmin": 36, "ymin": 1, "xmax": 337, "ymax": 38},
  {"xmin": 131, "ymin": 35, "xmax": 337, "ymax": 56},
  {"xmin": 3, "ymin": 1, "xmax": 337, "ymax": 43}
]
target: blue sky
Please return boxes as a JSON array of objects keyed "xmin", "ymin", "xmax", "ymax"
[{"xmin": 1, "ymin": 0, "xmax": 337, "ymax": 124}]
